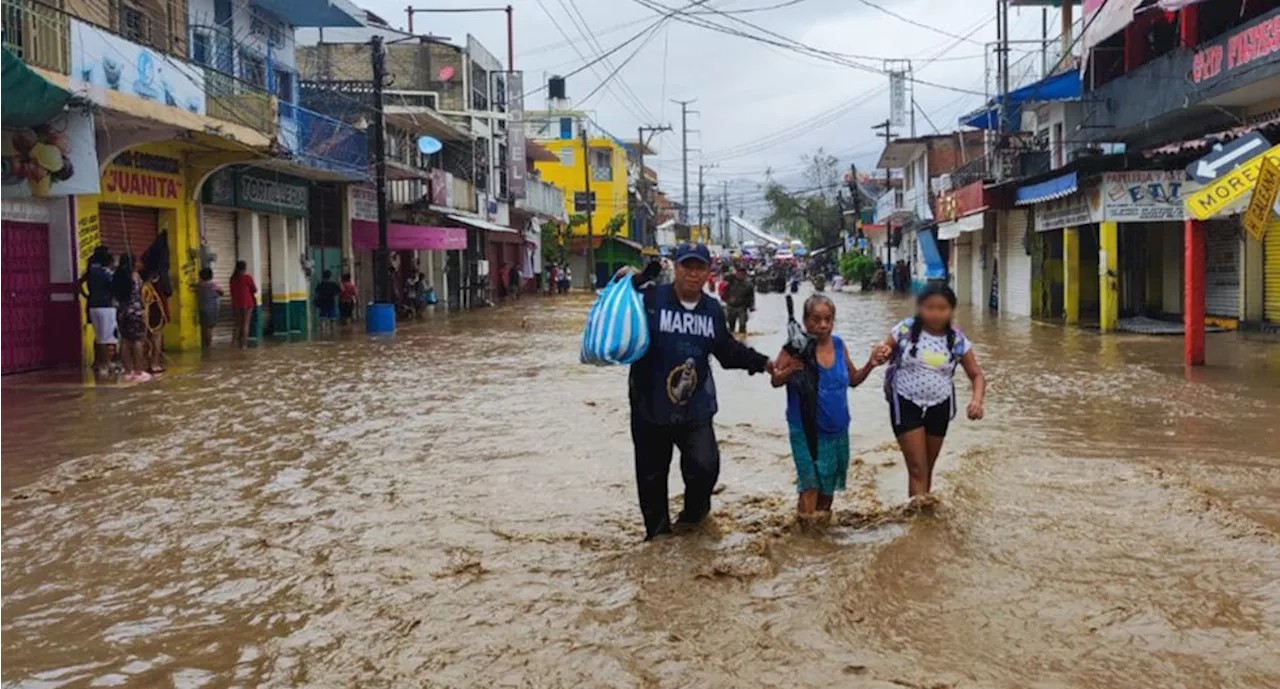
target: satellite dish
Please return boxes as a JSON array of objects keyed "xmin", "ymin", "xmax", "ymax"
[
  {"xmin": 438, "ymin": 66, "xmax": 454, "ymax": 81},
  {"xmin": 417, "ymin": 136, "xmax": 443, "ymax": 155}
]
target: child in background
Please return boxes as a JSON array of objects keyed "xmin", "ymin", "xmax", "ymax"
[
  {"xmin": 771, "ymin": 294, "xmax": 887, "ymax": 516},
  {"xmin": 881, "ymin": 281, "xmax": 987, "ymax": 499},
  {"xmin": 196, "ymin": 267, "xmax": 223, "ymax": 350}
]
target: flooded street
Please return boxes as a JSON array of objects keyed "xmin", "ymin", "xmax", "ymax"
[{"xmin": 4, "ymin": 290, "xmax": 1280, "ymax": 689}]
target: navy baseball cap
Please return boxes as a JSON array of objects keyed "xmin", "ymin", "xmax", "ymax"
[{"xmin": 674, "ymin": 242, "xmax": 711, "ymax": 265}]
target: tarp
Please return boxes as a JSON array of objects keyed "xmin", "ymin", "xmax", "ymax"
[
  {"xmin": 729, "ymin": 216, "xmax": 786, "ymax": 246},
  {"xmin": 960, "ymin": 70, "xmax": 1082, "ymax": 131},
  {"xmin": 352, "ymin": 220, "xmax": 467, "ymax": 250},
  {"xmin": 1016, "ymin": 172, "xmax": 1079, "ymax": 205},
  {"xmin": 1, "ymin": 47, "xmax": 71, "ymax": 128},
  {"xmin": 917, "ymin": 227, "xmax": 947, "ymax": 279}
]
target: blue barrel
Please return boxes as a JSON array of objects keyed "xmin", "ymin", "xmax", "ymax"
[{"xmin": 365, "ymin": 302, "xmax": 396, "ymax": 335}]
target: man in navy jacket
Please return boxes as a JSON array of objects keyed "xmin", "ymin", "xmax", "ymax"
[{"xmin": 628, "ymin": 243, "xmax": 774, "ymax": 540}]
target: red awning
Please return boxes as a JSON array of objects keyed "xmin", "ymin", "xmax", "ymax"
[{"xmin": 352, "ymin": 220, "xmax": 466, "ymax": 251}]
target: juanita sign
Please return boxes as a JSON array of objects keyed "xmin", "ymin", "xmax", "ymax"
[{"xmin": 1192, "ymin": 10, "xmax": 1280, "ymax": 86}]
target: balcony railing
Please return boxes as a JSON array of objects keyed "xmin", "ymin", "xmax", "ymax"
[
  {"xmin": 276, "ymin": 104, "xmax": 368, "ymax": 176},
  {"xmin": 2, "ymin": 0, "xmax": 68, "ymax": 73},
  {"xmin": 515, "ymin": 178, "xmax": 567, "ymax": 221},
  {"xmin": 2, "ymin": 0, "xmax": 276, "ymax": 136},
  {"xmin": 950, "ymin": 157, "xmax": 991, "ymax": 189}
]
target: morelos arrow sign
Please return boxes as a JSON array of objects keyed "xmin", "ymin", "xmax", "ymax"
[{"xmin": 1186, "ymin": 131, "xmax": 1270, "ymax": 183}]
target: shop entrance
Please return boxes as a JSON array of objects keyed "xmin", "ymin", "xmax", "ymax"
[{"xmin": 1, "ymin": 220, "xmax": 52, "ymax": 374}]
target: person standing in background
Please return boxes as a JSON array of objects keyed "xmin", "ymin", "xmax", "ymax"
[
  {"xmin": 112, "ymin": 254, "xmax": 150, "ymax": 382},
  {"xmin": 79, "ymin": 246, "xmax": 118, "ymax": 376},
  {"xmin": 339, "ymin": 273, "xmax": 358, "ymax": 327},
  {"xmin": 230, "ymin": 260, "xmax": 257, "ymax": 349},
  {"xmin": 314, "ymin": 270, "xmax": 341, "ymax": 335},
  {"xmin": 723, "ymin": 264, "xmax": 755, "ymax": 335},
  {"xmin": 196, "ymin": 267, "xmax": 222, "ymax": 350}
]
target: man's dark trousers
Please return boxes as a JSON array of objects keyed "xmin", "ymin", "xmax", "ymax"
[{"xmin": 631, "ymin": 417, "xmax": 719, "ymax": 540}]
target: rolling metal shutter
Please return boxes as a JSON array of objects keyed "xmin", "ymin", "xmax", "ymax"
[
  {"xmin": 1204, "ymin": 221, "xmax": 1240, "ymax": 318},
  {"xmin": 954, "ymin": 240, "xmax": 971, "ymax": 305},
  {"xmin": 98, "ymin": 204, "xmax": 158, "ymax": 261},
  {"xmin": 1264, "ymin": 220, "xmax": 1280, "ymax": 325},
  {"xmin": 202, "ymin": 207, "xmax": 238, "ymax": 344},
  {"xmin": 1001, "ymin": 210, "xmax": 1032, "ymax": 317}
]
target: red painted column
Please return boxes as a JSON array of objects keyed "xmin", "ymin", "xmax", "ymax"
[
  {"xmin": 1179, "ymin": 7, "xmax": 1198, "ymax": 48},
  {"xmin": 1184, "ymin": 219, "xmax": 1206, "ymax": 366}
]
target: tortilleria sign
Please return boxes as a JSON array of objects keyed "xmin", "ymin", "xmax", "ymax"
[
  {"xmin": 236, "ymin": 171, "xmax": 308, "ymax": 217},
  {"xmin": 1242, "ymin": 158, "xmax": 1280, "ymax": 241}
]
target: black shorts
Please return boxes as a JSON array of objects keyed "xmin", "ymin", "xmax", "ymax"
[
  {"xmin": 339, "ymin": 302, "xmax": 355, "ymax": 320},
  {"xmin": 890, "ymin": 394, "xmax": 952, "ymax": 437}
]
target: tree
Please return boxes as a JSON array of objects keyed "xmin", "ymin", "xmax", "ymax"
[{"xmin": 759, "ymin": 148, "xmax": 844, "ymax": 249}]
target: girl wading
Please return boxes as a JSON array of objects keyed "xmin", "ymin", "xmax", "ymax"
[
  {"xmin": 881, "ymin": 281, "xmax": 987, "ymax": 497},
  {"xmin": 771, "ymin": 294, "xmax": 888, "ymax": 516}
]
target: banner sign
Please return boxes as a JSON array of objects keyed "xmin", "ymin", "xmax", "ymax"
[
  {"xmin": 1036, "ymin": 190, "xmax": 1098, "ymax": 231},
  {"xmin": 1192, "ymin": 10, "xmax": 1280, "ymax": 87},
  {"xmin": 236, "ymin": 171, "xmax": 308, "ymax": 217},
  {"xmin": 889, "ymin": 71, "xmax": 907, "ymax": 128},
  {"xmin": 1242, "ymin": 158, "xmax": 1280, "ymax": 241},
  {"xmin": 1, "ymin": 109, "xmax": 101, "ymax": 198},
  {"xmin": 1185, "ymin": 144, "xmax": 1280, "ymax": 220},
  {"xmin": 1101, "ymin": 171, "xmax": 1193, "ymax": 223},
  {"xmin": 508, "ymin": 71, "xmax": 527, "ymax": 199},
  {"xmin": 102, "ymin": 151, "xmax": 184, "ymax": 205},
  {"xmin": 70, "ymin": 19, "xmax": 206, "ymax": 115},
  {"xmin": 349, "ymin": 184, "xmax": 378, "ymax": 223}
]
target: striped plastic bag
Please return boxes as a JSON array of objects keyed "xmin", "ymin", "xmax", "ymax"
[{"xmin": 580, "ymin": 273, "xmax": 650, "ymax": 365}]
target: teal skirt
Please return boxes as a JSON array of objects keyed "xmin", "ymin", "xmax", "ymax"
[{"xmin": 788, "ymin": 424, "xmax": 850, "ymax": 495}]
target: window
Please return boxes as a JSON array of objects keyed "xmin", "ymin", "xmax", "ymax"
[
  {"xmin": 240, "ymin": 51, "xmax": 265, "ymax": 87},
  {"xmin": 273, "ymin": 69, "xmax": 293, "ymax": 102},
  {"xmin": 119, "ymin": 4, "xmax": 151, "ymax": 45},
  {"xmin": 250, "ymin": 7, "xmax": 284, "ymax": 46},
  {"xmin": 1053, "ymin": 122, "xmax": 1064, "ymax": 168},
  {"xmin": 192, "ymin": 31, "xmax": 210, "ymax": 65},
  {"xmin": 559, "ymin": 147, "xmax": 574, "ymax": 167}
]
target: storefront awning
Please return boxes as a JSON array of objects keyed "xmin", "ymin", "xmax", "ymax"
[
  {"xmin": 959, "ymin": 70, "xmax": 1081, "ymax": 131},
  {"xmin": 2, "ymin": 47, "xmax": 72, "ymax": 127},
  {"xmin": 352, "ymin": 221, "xmax": 467, "ymax": 251},
  {"xmin": 1016, "ymin": 172, "xmax": 1078, "ymax": 206},
  {"xmin": 446, "ymin": 213, "xmax": 519, "ymax": 234},
  {"xmin": 937, "ymin": 212, "xmax": 986, "ymax": 240}
]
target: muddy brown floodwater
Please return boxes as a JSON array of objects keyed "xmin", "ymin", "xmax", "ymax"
[{"xmin": 4, "ymin": 288, "xmax": 1280, "ymax": 689}]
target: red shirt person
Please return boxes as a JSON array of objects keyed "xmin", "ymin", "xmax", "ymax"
[{"xmin": 229, "ymin": 260, "xmax": 257, "ymax": 348}]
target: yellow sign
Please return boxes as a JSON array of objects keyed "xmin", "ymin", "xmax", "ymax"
[
  {"xmin": 1243, "ymin": 158, "xmax": 1280, "ymax": 241},
  {"xmin": 1185, "ymin": 143, "xmax": 1280, "ymax": 220}
]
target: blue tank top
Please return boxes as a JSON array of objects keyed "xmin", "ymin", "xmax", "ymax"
[{"xmin": 786, "ymin": 334, "xmax": 851, "ymax": 436}]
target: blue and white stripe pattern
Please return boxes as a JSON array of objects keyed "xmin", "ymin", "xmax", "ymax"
[{"xmin": 580, "ymin": 275, "xmax": 650, "ymax": 365}]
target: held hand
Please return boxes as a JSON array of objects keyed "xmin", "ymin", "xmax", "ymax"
[
  {"xmin": 967, "ymin": 400, "xmax": 984, "ymax": 421},
  {"xmin": 614, "ymin": 266, "xmax": 637, "ymax": 280},
  {"xmin": 870, "ymin": 344, "xmax": 891, "ymax": 366}
]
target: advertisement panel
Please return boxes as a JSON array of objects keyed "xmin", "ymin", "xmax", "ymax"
[
  {"xmin": 889, "ymin": 71, "xmax": 907, "ymax": 128},
  {"xmin": 508, "ymin": 71, "xmax": 526, "ymax": 199},
  {"xmin": 348, "ymin": 184, "xmax": 378, "ymax": 223},
  {"xmin": 1, "ymin": 109, "xmax": 101, "ymax": 198},
  {"xmin": 1101, "ymin": 171, "xmax": 1194, "ymax": 222},
  {"xmin": 70, "ymin": 19, "xmax": 206, "ymax": 115},
  {"xmin": 100, "ymin": 150, "xmax": 185, "ymax": 208}
]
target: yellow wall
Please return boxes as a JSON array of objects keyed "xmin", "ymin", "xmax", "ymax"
[
  {"xmin": 76, "ymin": 142, "xmax": 202, "ymax": 363},
  {"xmin": 532, "ymin": 137, "xmax": 629, "ymax": 236}
]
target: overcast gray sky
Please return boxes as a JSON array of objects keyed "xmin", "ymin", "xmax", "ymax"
[{"xmin": 362, "ymin": 0, "xmax": 1065, "ymax": 218}]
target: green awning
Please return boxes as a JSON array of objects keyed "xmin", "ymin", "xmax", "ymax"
[{"xmin": 2, "ymin": 47, "xmax": 71, "ymax": 127}]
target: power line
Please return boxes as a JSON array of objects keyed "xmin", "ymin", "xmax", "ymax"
[{"xmin": 851, "ymin": 0, "xmax": 985, "ymax": 46}]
